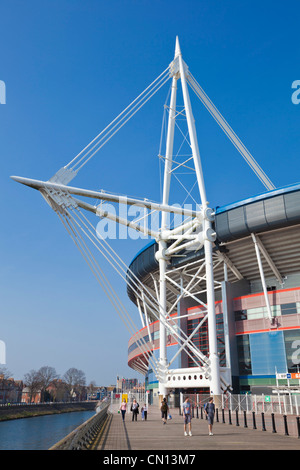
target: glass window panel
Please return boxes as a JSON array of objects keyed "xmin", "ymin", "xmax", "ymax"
[
  {"xmin": 236, "ymin": 335, "xmax": 252, "ymax": 375},
  {"xmin": 271, "ymin": 305, "xmax": 281, "ymax": 317},
  {"xmin": 247, "ymin": 307, "xmax": 266, "ymax": 320},
  {"xmin": 235, "ymin": 310, "xmax": 247, "ymax": 321},
  {"xmin": 281, "ymin": 303, "xmax": 297, "ymax": 316},
  {"xmin": 284, "ymin": 330, "xmax": 300, "ymax": 372}
]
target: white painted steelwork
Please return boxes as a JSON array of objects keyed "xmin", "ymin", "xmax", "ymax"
[{"xmin": 12, "ymin": 38, "xmax": 277, "ymax": 398}]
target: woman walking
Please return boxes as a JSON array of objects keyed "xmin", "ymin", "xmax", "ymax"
[
  {"xmin": 160, "ymin": 397, "xmax": 169, "ymax": 425},
  {"xmin": 119, "ymin": 399, "xmax": 127, "ymax": 422}
]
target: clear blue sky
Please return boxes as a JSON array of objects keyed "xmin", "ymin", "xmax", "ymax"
[{"xmin": 1, "ymin": 0, "xmax": 300, "ymax": 386}]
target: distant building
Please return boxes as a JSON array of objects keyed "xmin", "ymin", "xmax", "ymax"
[
  {"xmin": 87, "ymin": 386, "xmax": 108, "ymax": 401},
  {"xmin": 116, "ymin": 377, "xmax": 140, "ymax": 392},
  {"xmin": 0, "ymin": 376, "xmax": 23, "ymax": 404},
  {"xmin": 21, "ymin": 387, "xmax": 41, "ymax": 404},
  {"xmin": 107, "ymin": 385, "xmax": 116, "ymax": 394}
]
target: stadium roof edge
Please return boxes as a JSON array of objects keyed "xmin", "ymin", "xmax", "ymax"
[
  {"xmin": 128, "ymin": 181, "xmax": 300, "ymax": 268},
  {"xmin": 215, "ymin": 181, "xmax": 300, "ymax": 214}
]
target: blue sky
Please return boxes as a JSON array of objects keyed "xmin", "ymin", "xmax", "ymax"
[{"xmin": 1, "ymin": 0, "xmax": 300, "ymax": 386}]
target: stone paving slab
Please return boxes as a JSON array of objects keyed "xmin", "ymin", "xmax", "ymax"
[{"xmin": 92, "ymin": 405, "xmax": 300, "ymax": 451}]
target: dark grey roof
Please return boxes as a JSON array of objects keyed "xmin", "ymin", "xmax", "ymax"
[{"xmin": 127, "ymin": 183, "xmax": 300, "ymax": 305}]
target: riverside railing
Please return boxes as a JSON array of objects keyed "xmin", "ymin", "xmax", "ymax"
[
  {"xmin": 182, "ymin": 393, "xmax": 300, "ymax": 415},
  {"xmin": 182, "ymin": 393, "xmax": 300, "ymax": 438},
  {"xmin": 49, "ymin": 400, "xmax": 110, "ymax": 450}
]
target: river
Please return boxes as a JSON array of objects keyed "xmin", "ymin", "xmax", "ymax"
[{"xmin": 0, "ymin": 410, "xmax": 95, "ymax": 450}]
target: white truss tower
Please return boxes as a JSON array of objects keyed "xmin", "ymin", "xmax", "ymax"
[
  {"xmin": 156, "ymin": 38, "xmax": 221, "ymax": 396},
  {"xmin": 12, "ymin": 38, "xmax": 275, "ymax": 399}
]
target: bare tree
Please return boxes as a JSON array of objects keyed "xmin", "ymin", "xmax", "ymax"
[
  {"xmin": 23, "ymin": 369, "xmax": 41, "ymax": 402},
  {"xmin": 37, "ymin": 366, "xmax": 59, "ymax": 402},
  {"xmin": 53, "ymin": 379, "xmax": 69, "ymax": 402},
  {"xmin": 63, "ymin": 368, "xmax": 86, "ymax": 401},
  {"xmin": 87, "ymin": 381, "xmax": 97, "ymax": 392},
  {"xmin": 87, "ymin": 380, "xmax": 97, "ymax": 399},
  {"xmin": 0, "ymin": 367, "xmax": 12, "ymax": 379},
  {"xmin": 0, "ymin": 367, "xmax": 14, "ymax": 404}
]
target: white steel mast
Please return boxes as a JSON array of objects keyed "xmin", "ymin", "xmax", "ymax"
[
  {"xmin": 156, "ymin": 45, "xmax": 178, "ymax": 398},
  {"xmin": 157, "ymin": 37, "xmax": 221, "ymax": 396},
  {"xmin": 177, "ymin": 40, "xmax": 221, "ymax": 396}
]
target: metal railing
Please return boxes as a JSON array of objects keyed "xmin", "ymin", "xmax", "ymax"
[
  {"xmin": 182, "ymin": 393, "xmax": 300, "ymax": 415},
  {"xmin": 49, "ymin": 400, "xmax": 110, "ymax": 450},
  {"xmin": 181, "ymin": 393, "xmax": 300, "ymax": 438},
  {"xmin": 0, "ymin": 400, "xmax": 93, "ymax": 407}
]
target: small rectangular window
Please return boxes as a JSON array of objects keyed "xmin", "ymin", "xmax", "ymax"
[
  {"xmin": 281, "ymin": 303, "xmax": 297, "ymax": 316},
  {"xmin": 235, "ymin": 310, "xmax": 247, "ymax": 321}
]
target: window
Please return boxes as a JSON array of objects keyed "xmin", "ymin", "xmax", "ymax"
[
  {"xmin": 236, "ymin": 335, "xmax": 252, "ymax": 375},
  {"xmin": 281, "ymin": 303, "xmax": 297, "ymax": 316},
  {"xmin": 235, "ymin": 310, "xmax": 247, "ymax": 321},
  {"xmin": 235, "ymin": 305, "xmax": 281, "ymax": 321},
  {"xmin": 187, "ymin": 314, "xmax": 225, "ymax": 367},
  {"xmin": 284, "ymin": 330, "xmax": 300, "ymax": 373}
]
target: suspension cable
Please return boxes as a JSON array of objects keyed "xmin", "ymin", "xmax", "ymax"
[
  {"xmin": 64, "ymin": 203, "xmax": 211, "ymax": 370},
  {"xmin": 187, "ymin": 71, "xmax": 276, "ymax": 191},
  {"xmin": 64, "ymin": 67, "xmax": 171, "ymax": 173},
  {"xmin": 57, "ymin": 208, "xmax": 160, "ymax": 375}
]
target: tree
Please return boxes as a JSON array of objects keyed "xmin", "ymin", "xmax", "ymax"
[
  {"xmin": 37, "ymin": 366, "xmax": 59, "ymax": 402},
  {"xmin": 0, "ymin": 367, "xmax": 12, "ymax": 380},
  {"xmin": 23, "ymin": 369, "xmax": 41, "ymax": 403},
  {"xmin": 0, "ymin": 367, "xmax": 14, "ymax": 404},
  {"xmin": 87, "ymin": 381, "xmax": 97, "ymax": 399},
  {"xmin": 53, "ymin": 379, "xmax": 69, "ymax": 402},
  {"xmin": 63, "ymin": 368, "xmax": 86, "ymax": 401}
]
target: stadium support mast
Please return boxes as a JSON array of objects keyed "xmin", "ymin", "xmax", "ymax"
[{"xmin": 156, "ymin": 37, "xmax": 221, "ymax": 397}]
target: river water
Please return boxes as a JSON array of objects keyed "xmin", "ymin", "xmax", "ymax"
[{"xmin": 0, "ymin": 410, "xmax": 95, "ymax": 450}]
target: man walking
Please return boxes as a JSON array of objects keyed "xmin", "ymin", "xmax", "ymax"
[
  {"xmin": 131, "ymin": 399, "xmax": 139, "ymax": 421},
  {"xmin": 204, "ymin": 397, "xmax": 215, "ymax": 436},
  {"xmin": 182, "ymin": 397, "xmax": 192, "ymax": 436}
]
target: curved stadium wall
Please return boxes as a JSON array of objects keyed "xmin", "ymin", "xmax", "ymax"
[{"xmin": 127, "ymin": 183, "xmax": 300, "ymax": 398}]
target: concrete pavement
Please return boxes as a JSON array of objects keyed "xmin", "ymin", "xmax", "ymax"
[{"xmin": 91, "ymin": 404, "xmax": 300, "ymax": 451}]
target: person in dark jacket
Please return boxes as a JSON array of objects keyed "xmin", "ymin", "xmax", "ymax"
[
  {"xmin": 204, "ymin": 396, "xmax": 215, "ymax": 435},
  {"xmin": 160, "ymin": 397, "xmax": 169, "ymax": 424},
  {"xmin": 131, "ymin": 399, "xmax": 139, "ymax": 421}
]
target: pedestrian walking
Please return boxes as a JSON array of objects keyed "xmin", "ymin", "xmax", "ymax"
[
  {"xmin": 204, "ymin": 397, "xmax": 215, "ymax": 435},
  {"xmin": 130, "ymin": 399, "xmax": 139, "ymax": 421},
  {"xmin": 119, "ymin": 399, "xmax": 127, "ymax": 422},
  {"xmin": 141, "ymin": 403, "xmax": 148, "ymax": 421},
  {"xmin": 182, "ymin": 397, "xmax": 192, "ymax": 436},
  {"xmin": 160, "ymin": 397, "xmax": 169, "ymax": 424}
]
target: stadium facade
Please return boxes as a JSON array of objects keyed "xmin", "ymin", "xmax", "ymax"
[{"xmin": 127, "ymin": 182, "xmax": 300, "ymax": 402}]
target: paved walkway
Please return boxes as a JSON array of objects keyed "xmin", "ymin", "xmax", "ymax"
[{"xmin": 92, "ymin": 404, "xmax": 300, "ymax": 451}]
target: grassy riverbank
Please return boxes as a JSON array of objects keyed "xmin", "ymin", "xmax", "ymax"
[{"xmin": 0, "ymin": 402, "xmax": 97, "ymax": 421}]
